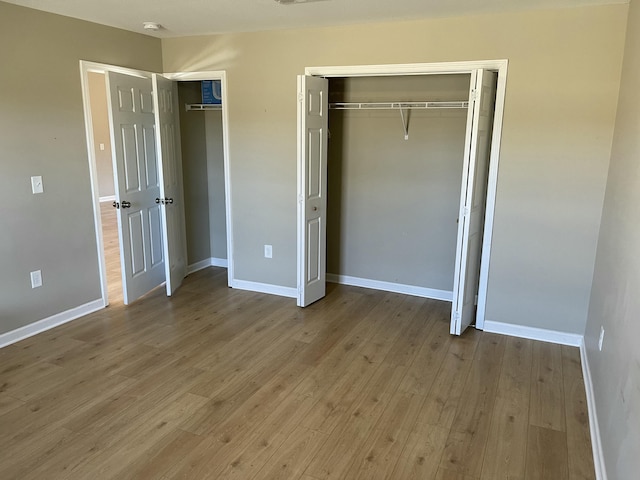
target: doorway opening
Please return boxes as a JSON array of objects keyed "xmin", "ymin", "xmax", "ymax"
[
  {"xmin": 296, "ymin": 61, "xmax": 508, "ymax": 335},
  {"xmin": 80, "ymin": 61, "xmax": 233, "ymax": 307}
]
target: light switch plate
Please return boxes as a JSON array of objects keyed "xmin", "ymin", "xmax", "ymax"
[
  {"xmin": 31, "ymin": 176, "xmax": 43, "ymax": 194},
  {"xmin": 30, "ymin": 270, "xmax": 42, "ymax": 288},
  {"xmin": 264, "ymin": 245, "xmax": 273, "ymax": 259}
]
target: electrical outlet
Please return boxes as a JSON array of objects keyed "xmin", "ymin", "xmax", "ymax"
[
  {"xmin": 598, "ymin": 326, "xmax": 605, "ymax": 351},
  {"xmin": 99, "ymin": 143, "xmax": 105, "ymax": 151},
  {"xmin": 30, "ymin": 270, "xmax": 42, "ymax": 288},
  {"xmin": 264, "ymin": 244, "xmax": 273, "ymax": 259}
]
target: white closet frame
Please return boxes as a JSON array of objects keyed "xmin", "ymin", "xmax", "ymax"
[{"xmin": 301, "ymin": 60, "xmax": 508, "ymax": 330}]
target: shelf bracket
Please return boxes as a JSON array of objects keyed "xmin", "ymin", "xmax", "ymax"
[{"xmin": 399, "ymin": 107, "xmax": 409, "ymax": 140}]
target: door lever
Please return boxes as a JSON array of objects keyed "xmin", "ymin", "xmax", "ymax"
[
  {"xmin": 112, "ymin": 201, "xmax": 120, "ymax": 209},
  {"xmin": 121, "ymin": 200, "xmax": 131, "ymax": 209}
]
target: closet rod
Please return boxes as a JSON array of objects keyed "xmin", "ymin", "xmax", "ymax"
[
  {"xmin": 185, "ymin": 103, "xmax": 222, "ymax": 111},
  {"xmin": 329, "ymin": 101, "xmax": 469, "ymax": 110}
]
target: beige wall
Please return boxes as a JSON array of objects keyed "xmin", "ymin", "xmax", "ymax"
[
  {"xmin": 87, "ymin": 72, "xmax": 115, "ymax": 198},
  {"xmin": 585, "ymin": 0, "xmax": 639, "ymax": 477},
  {"xmin": 162, "ymin": 4, "xmax": 627, "ymax": 334},
  {"xmin": 326, "ymin": 75, "xmax": 469, "ymax": 291},
  {"xmin": 0, "ymin": 2, "xmax": 162, "ymax": 334}
]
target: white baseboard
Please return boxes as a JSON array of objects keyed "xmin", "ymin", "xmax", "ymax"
[
  {"xmin": 231, "ymin": 279, "xmax": 297, "ymax": 299},
  {"xmin": 0, "ymin": 299, "xmax": 105, "ymax": 349},
  {"xmin": 482, "ymin": 320, "xmax": 582, "ymax": 347},
  {"xmin": 99, "ymin": 195, "xmax": 116, "ymax": 202},
  {"xmin": 326, "ymin": 273, "xmax": 453, "ymax": 302},
  {"xmin": 187, "ymin": 257, "xmax": 228, "ymax": 274},
  {"xmin": 211, "ymin": 257, "xmax": 228, "ymax": 268},
  {"xmin": 580, "ymin": 339, "xmax": 607, "ymax": 480}
]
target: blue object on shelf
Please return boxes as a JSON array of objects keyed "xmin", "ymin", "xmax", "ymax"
[{"xmin": 202, "ymin": 80, "xmax": 222, "ymax": 104}]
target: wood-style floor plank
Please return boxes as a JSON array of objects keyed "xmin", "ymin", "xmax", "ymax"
[{"xmin": 0, "ymin": 210, "xmax": 595, "ymax": 479}]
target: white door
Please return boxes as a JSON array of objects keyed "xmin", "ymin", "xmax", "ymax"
[
  {"xmin": 153, "ymin": 74, "xmax": 188, "ymax": 295},
  {"xmin": 297, "ymin": 75, "xmax": 329, "ymax": 307},
  {"xmin": 451, "ymin": 69, "xmax": 498, "ymax": 335},
  {"xmin": 106, "ymin": 71, "xmax": 165, "ymax": 305}
]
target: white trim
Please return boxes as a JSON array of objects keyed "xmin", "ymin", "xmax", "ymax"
[
  {"xmin": 299, "ymin": 60, "xmax": 508, "ymax": 324},
  {"xmin": 305, "ymin": 60, "xmax": 508, "ymax": 77},
  {"xmin": 164, "ymin": 70, "xmax": 234, "ymax": 289},
  {"xmin": 187, "ymin": 258, "xmax": 214, "ymax": 274},
  {"xmin": 187, "ymin": 257, "xmax": 229, "ymax": 274},
  {"xmin": 327, "ymin": 273, "xmax": 453, "ymax": 302},
  {"xmin": 231, "ymin": 280, "xmax": 297, "ymax": 299},
  {"xmin": 580, "ymin": 339, "xmax": 608, "ymax": 480},
  {"xmin": 211, "ymin": 257, "xmax": 228, "ymax": 268},
  {"xmin": 99, "ymin": 195, "xmax": 116, "ymax": 202},
  {"xmin": 0, "ymin": 299, "xmax": 104, "ymax": 349},
  {"xmin": 482, "ymin": 320, "xmax": 582, "ymax": 347}
]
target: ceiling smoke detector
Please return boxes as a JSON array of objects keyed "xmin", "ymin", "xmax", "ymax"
[{"xmin": 143, "ymin": 22, "xmax": 161, "ymax": 31}]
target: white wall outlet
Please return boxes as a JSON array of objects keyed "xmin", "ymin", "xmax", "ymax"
[
  {"xmin": 31, "ymin": 175, "xmax": 43, "ymax": 194},
  {"xmin": 30, "ymin": 270, "xmax": 42, "ymax": 288},
  {"xmin": 99, "ymin": 143, "xmax": 105, "ymax": 151},
  {"xmin": 598, "ymin": 326, "xmax": 605, "ymax": 351},
  {"xmin": 264, "ymin": 244, "xmax": 273, "ymax": 259}
]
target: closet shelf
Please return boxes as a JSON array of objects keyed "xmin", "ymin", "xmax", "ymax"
[
  {"xmin": 185, "ymin": 103, "xmax": 222, "ymax": 111},
  {"xmin": 329, "ymin": 101, "xmax": 469, "ymax": 110}
]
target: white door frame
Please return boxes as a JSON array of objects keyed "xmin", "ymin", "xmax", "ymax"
[
  {"xmin": 80, "ymin": 61, "xmax": 234, "ymax": 307},
  {"xmin": 301, "ymin": 60, "xmax": 508, "ymax": 330}
]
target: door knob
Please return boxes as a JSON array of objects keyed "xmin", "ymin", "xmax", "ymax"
[
  {"xmin": 165, "ymin": 197, "xmax": 174, "ymax": 204},
  {"xmin": 155, "ymin": 198, "xmax": 161, "ymax": 204},
  {"xmin": 312, "ymin": 206, "xmax": 318, "ymax": 211},
  {"xmin": 121, "ymin": 200, "xmax": 131, "ymax": 208},
  {"xmin": 112, "ymin": 201, "xmax": 119, "ymax": 209}
]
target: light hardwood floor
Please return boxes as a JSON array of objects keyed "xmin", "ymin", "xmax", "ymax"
[{"xmin": 0, "ymin": 212, "xmax": 595, "ymax": 479}]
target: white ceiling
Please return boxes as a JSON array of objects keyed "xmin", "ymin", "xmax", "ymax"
[{"xmin": 3, "ymin": 0, "xmax": 626, "ymax": 38}]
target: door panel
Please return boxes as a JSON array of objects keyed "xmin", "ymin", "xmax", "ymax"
[
  {"xmin": 297, "ymin": 75, "xmax": 329, "ymax": 307},
  {"xmin": 153, "ymin": 74, "xmax": 188, "ymax": 296},
  {"xmin": 106, "ymin": 71, "xmax": 165, "ymax": 305},
  {"xmin": 451, "ymin": 69, "xmax": 498, "ymax": 335}
]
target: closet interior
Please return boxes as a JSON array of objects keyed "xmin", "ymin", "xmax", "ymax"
[
  {"xmin": 326, "ymin": 74, "xmax": 473, "ymax": 298},
  {"xmin": 177, "ymin": 81, "xmax": 228, "ymax": 269}
]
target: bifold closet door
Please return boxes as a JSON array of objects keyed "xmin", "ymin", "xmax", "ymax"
[
  {"xmin": 105, "ymin": 71, "xmax": 165, "ymax": 305},
  {"xmin": 297, "ymin": 75, "xmax": 329, "ymax": 307},
  {"xmin": 451, "ymin": 69, "xmax": 498, "ymax": 335},
  {"xmin": 153, "ymin": 74, "xmax": 188, "ymax": 296}
]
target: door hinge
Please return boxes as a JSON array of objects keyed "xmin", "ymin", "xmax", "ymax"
[
  {"xmin": 298, "ymin": 194, "xmax": 304, "ymax": 204},
  {"xmin": 454, "ymin": 311, "xmax": 461, "ymax": 321},
  {"xmin": 463, "ymin": 206, "xmax": 470, "ymax": 217},
  {"xmin": 298, "ymin": 92, "xmax": 304, "ymax": 102},
  {"xmin": 470, "ymin": 89, "xmax": 477, "ymax": 102}
]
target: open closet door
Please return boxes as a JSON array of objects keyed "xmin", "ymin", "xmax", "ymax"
[
  {"xmin": 451, "ymin": 69, "xmax": 498, "ymax": 335},
  {"xmin": 153, "ymin": 74, "xmax": 188, "ymax": 296},
  {"xmin": 297, "ymin": 75, "xmax": 329, "ymax": 307},
  {"xmin": 106, "ymin": 71, "xmax": 165, "ymax": 305}
]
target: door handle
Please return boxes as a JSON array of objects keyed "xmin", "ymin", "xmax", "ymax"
[
  {"xmin": 121, "ymin": 200, "xmax": 132, "ymax": 209},
  {"xmin": 155, "ymin": 198, "xmax": 161, "ymax": 204},
  {"xmin": 112, "ymin": 201, "xmax": 120, "ymax": 209},
  {"xmin": 165, "ymin": 197, "xmax": 174, "ymax": 204}
]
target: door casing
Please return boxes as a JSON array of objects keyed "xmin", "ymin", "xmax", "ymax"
[
  {"xmin": 80, "ymin": 61, "xmax": 234, "ymax": 306},
  {"xmin": 298, "ymin": 60, "xmax": 509, "ymax": 330}
]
